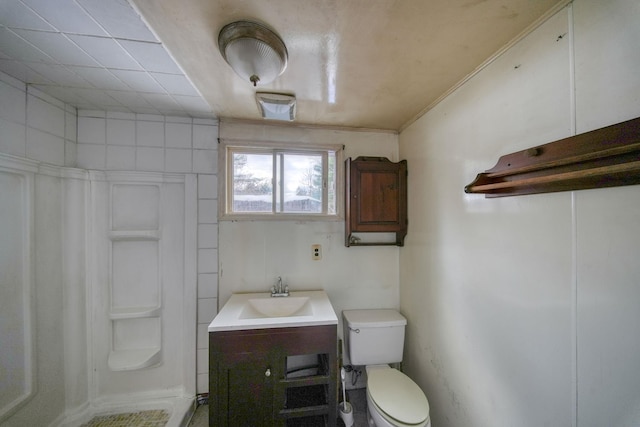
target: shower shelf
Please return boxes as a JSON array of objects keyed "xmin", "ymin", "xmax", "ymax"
[
  {"xmin": 108, "ymin": 347, "xmax": 161, "ymax": 371},
  {"xmin": 109, "ymin": 230, "xmax": 160, "ymax": 241},
  {"xmin": 109, "ymin": 306, "xmax": 161, "ymax": 320}
]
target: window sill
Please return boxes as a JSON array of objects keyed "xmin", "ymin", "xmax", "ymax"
[{"xmin": 219, "ymin": 213, "xmax": 343, "ymax": 222}]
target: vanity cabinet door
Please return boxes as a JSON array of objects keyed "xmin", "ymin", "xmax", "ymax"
[
  {"xmin": 210, "ymin": 330, "xmax": 282, "ymax": 427},
  {"xmin": 222, "ymin": 352, "xmax": 275, "ymax": 426}
]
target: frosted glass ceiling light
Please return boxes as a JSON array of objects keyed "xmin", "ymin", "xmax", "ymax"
[
  {"xmin": 218, "ymin": 21, "xmax": 288, "ymax": 87},
  {"xmin": 256, "ymin": 92, "xmax": 296, "ymax": 121}
]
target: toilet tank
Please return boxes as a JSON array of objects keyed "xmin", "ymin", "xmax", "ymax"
[{"xmin": 343, "ymin": 309, "xmax": 407, "ymax": 366}]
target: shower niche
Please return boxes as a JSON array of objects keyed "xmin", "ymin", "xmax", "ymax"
[{"xmin": 108, "ymin": 183, "xmax": 162, "ymax": 370}]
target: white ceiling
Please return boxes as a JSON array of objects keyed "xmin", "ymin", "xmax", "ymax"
[
  {"xmin": 0, "ymin": 0, "xmax": 211, "ymax": 117},
  {"xmin": 0, "ymin": 0, "xmax": 568, "ymax": 130}
]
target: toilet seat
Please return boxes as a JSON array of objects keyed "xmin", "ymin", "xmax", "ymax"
[{"xmin": 367, "ymin": 367, "xmax": 430, "ymax": 426}]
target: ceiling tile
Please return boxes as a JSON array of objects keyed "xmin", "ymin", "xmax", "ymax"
[
  {"xmin": 107, "ymin": 90, "xmax": 156, "ymax": 109},
  {"xmin": 68, "ymin": 66, "xmax": 129, "ymax": 90},
  {"xmin": 0, "ymin": 0, "xmax": 55, "ymax": 31},
  {"xmin": 20, "ymin": 0, "xmax": 107, "ymax": 36},
  {"xmin": 67, "ymin": 34, "xmax": 142, "ymax": 70},
  {"xmin": 151, "ymin": 73, "xmax": 200, "ymax": 97},
  {"xmin": 173, "ymin": 95, "xmax": 212, "ymax": 115},
  {"xmin": 77, "ymin": 0, "xmax": 157, "ymax": 42},
  {"xmin": 109, "ymin": 69, "xmax": 167, "ymax": 93},
  {"xmin": 31, "ymin": 85, "xmax": 91, "ymax": 106},
  {"xmin": 12, "ymin": 30, "xmax": 100, "ymax": 67},
  {"xmin": 118, "ymin": 40, "xmax": 182, "ymax": 74},
  {"xmin": 0, "ymin": 59, "xmax": 52, "ymax": 84},
  {"xmin": 140, "ymin": 93, "xmax": 182, "ymax": 110},
  {"xmin": 0, "ymin": 27, "xmax": 56, "ymax": 63},
  {"xmin": 25, "ymin": 63, "xmax": 92, "ymax": 87},
  {"xmin": 73, "ymin": 88, "xmax": 123, "ymax": 107}
]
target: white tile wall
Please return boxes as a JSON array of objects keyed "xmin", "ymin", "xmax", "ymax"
[
  {"xmin": 77, "ymin": 143, "xmax": 106, "ymax": 169},
  {"xmin": 197, "ymin": 199, "xmax": 218, "ymax": 224},
  {"xmin": 136, "ymin": 121, "xmax": 164, "ymax": 147},
  {"xmin": 198, "ymin": 224, "xmax": 218, "ymax": 249},
  {"xmin": 0, "ymin": 118, "xmax": 26, "ymax": 157},
  {"xmin": 106, "ymin": 145, "xmax": 135, "ymax": 170},
  {"xmin": 197, "ymin": 273, "xmax": 218, "ymax": 299},
  {"xmin": 26, "ymin": 126, "xmax": 65, "ymax": 164},
  {"xmin": 0, "ymin": 71, "xmax": 76, "ymax": 166},
  {"xmin": 165, "ymin": 123, "xmax": 191, "ymax": 148},
  {"xmin": 106, "ymin": 118, "xmax": 135, "ymax": 146},
  {"xmin": 78, "ymin": 117, "xmax": 106, "ymax": 144},
  {"xmin": 165, "ymin": 148, "xmax": 192, "ymax": 173},
  {"xmin": 136, "ymin": 146, "xmax": 164, "ymax": 171}
]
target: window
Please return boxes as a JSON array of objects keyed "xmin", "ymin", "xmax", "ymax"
[{"xmin": 220, "ymin": 141, "xmax": 343, "ymax": 220}]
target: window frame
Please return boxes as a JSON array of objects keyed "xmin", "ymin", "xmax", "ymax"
[{"xmin": 218, "ymin": 139, "xmax": 344, "ymax": 221}]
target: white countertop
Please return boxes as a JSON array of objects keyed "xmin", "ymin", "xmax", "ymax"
[{"xmin": 208, "ymin": 290, "xmax": 338, "ymax": 332}]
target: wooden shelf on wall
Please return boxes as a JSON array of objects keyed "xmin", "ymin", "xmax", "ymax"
[{"xmin": 465, "ymin": 117, "xmax": 640, "ymax": 198}]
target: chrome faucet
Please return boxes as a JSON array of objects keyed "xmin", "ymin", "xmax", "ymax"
[{"xmin": 271, "ymin": 276, "xmax": 289, "ymax": 297}]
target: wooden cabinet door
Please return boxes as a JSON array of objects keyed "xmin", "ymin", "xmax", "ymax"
[
  {"xmin": 346, "ymin": 157, "xmax": 407, "ymax": 246},
  {"xmin": 210, "ymin": 330, "xmax": 281, "ymax": 427},
  {"xmin": 222, "ymin": 351, "xmax": 275, "ymax": 427}
]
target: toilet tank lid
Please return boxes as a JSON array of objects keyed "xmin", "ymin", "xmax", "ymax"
[{"xmin": 342, "ymin": 309, "xmax": 407, "ymax": 328}]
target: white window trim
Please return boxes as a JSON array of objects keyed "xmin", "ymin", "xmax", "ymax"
[{"xmin": 218, "ymin": 139, "xmax": 344, "ymax": 221}]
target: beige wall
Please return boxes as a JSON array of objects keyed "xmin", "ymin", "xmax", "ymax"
[{"xmin": 399, "ymin": 1, "xmax": 640, "ymax": 426}]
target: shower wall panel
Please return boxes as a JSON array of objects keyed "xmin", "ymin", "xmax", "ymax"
[{"xmin": 89, "ymin": 171, "xmax": 196, "ymax": 400}]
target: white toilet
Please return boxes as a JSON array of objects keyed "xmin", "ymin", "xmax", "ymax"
[{"xmin": 343, "ymin": 309, "xmax": 431, "ymax": 427}]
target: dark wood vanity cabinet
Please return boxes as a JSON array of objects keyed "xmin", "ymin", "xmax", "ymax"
[
  {"xmin": 209, "ymin": 325, "xmax": 337, "ymax": 427},
  {"xmin": 345, "ymin": 157, "xmax": 408, "ymax": 246}
]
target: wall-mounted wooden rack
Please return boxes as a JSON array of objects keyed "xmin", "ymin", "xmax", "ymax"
[{"xmin": 465, "ymin": 117, "xmax": 640, "ymax": 197}]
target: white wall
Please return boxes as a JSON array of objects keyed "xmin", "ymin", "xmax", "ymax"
[
  {"xmin": 218, "ymin": 121, "xmax": 401, "ymax": 343},
  {"xmin": 398, "ymin": 1, "xmax": 640, "ymax": 426},
  {"xmin": 0, "ymin": 72, "xmax": 77, "ymax": 166}
]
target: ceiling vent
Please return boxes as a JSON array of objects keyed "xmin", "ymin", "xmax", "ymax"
[{"xmin": 255, "ymin": 93, "xmax": 296, "ymax": 121}]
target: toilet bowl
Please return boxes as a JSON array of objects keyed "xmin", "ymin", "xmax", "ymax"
[
  {"xmin": 342, "ymin": 309, "xmax": 431, "ymax": 427},
  {"xmin": 365, "ymin": 365, "xmax": 430, "ymax": 427}
]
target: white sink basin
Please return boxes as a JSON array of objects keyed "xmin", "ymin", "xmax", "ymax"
[
  {"xmin": 208, "ymin": 291, "xmax": 338, "ymax": 332},
  {"xmin": 239, "ymin": 296, "xmax": 313, "ymax": 319}
]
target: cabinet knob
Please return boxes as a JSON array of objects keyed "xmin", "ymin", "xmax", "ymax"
[{"xmin": 265, "ymin": 368, "xmax": 271, "ymax": 377}]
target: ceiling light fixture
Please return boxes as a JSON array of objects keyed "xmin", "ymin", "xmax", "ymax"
[
  {"xmin": 256, "ymin": 93, "xmax": 296, "ymax": 121},
  {"xmin": 218, "ymin": 21, "xmax": 288, "ymax": 87}
]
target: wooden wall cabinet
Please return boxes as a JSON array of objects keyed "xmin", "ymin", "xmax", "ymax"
[
  {"xmin": 209, "ymin": 325, "xmax": 337, "ymax": 427},
  {"xmin": 345, "ymin": 157, "xmax": 408, "ymax": 246}
]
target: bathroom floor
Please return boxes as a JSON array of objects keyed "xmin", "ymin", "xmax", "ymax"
[{"xmin": 187, "ymin": 388, "xmax": 368, "ymax": 427}]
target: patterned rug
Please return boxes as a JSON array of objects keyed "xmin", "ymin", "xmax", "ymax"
[{"xmin": 81, "ymin": 409, "xmax": 169, "ymax": 427}]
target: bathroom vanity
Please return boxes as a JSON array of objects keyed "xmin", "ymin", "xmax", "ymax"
[{"xmin": 208, "ymin": 291, "xmax": 338, "ymax": 427}]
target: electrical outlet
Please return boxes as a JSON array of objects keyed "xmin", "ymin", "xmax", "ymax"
[{"xmin": 311, "ymin": 244, "xmax": 322, "ymax": 260}]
